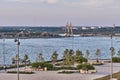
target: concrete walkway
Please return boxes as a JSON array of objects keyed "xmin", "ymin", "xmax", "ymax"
[{"xmin": 0, "ymin": 63, "xmax": 120, "ymax": 80}]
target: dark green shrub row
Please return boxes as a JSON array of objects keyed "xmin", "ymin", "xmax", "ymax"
[
  {"xmin": 53, "ymin": 67, "xmax": 77, "ymax": 70},
  {"xmin": 77, "ymin": 57, "xmax": 88, "ymax": 63},
  {"xmin": 7, "ymin": 71, "xmax": 34, "ymax": 74},
  {"xmin": 58, "ymin": 71, "xmax": 75, "ymax": 74},
  {"xmin": 92, "ymin": 63, "xmax": 104, "ymax": 66},
  {"xmin": 77, "ymin": 63, "xmax": 95, "ymax": 70},
  {"xmin": 31, "ymin": 62, "xmax": 53, "ymax": 70},
  {"xmin": 0, "ymin": 64, "xmax": 31, "ymax": 70},
  {"xmin": 112, "ymin": 57, "xmax": 120, "ymax": 62}
]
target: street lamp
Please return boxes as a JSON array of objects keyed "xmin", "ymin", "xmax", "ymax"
[
  {"xmin": 14, "ymin": 34, "xmax": 20, "ymax": 80},
  {"xmin": 2, "ymin": 33, "xmax": 6, "ymax": 71},
  {"xmin": 110, "ymin": 35, "xmax": 115, "ymax": 80}
]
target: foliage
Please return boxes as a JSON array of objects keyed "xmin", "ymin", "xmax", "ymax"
[
  {"xmin": 112, "ymin": 57, "xmax": 120, "ymax": 62},
  {"xmin": 110, "ymin": 47, "xmax": 115, "ymax": 56},
  {"xmin": 92, "ymin": 63, "xmax": 104, "ymax": 66},
  {"xmin": 118, "ymin": 49, "xmax": 120, "ymax": 57},
  {"xmin": 77, "ymin": 63, "xmax": 95, "ymax": 70},
  {"xmin": 63, "ymin": 49, "xmax": 74, "ymax": 66},
  {"xmin": 76, "ymin": 49, "xmax": 82, "ymax": 57},
  {"xmin": 62, "ymin": 49, "xmax": 88, "ymax": 66},
  {"xmin": 85, "ymin": 50, "xmax": 90, "ymax": 59},
  {"xmin": 0, "ymin": 64, "xmax": 31, "ymax": 70},
  {"xmin": 51, "ymin": 51, "xmax": 58, "ymax": 63},
  {"xmin": 36, "ymin": 53, "xmax": 44, "ymax": 62},
  {"xmin": 95, "ymin": 49, "xmax": 101, "ymax": 62},
  {"xmin": 76, "ymin": 56, "xmax": 88, "ymax": 63},
  {"xmin": 11, "ymin": 54, "xmax": 19, "ymax": 65},
  {"xmin": 31, "ymin": 62, "xmax": 53, "ymax": 70},
  {"xmin": 58, "ymin": 71, "xmax": 75, "ymax": 74},
  {"xmin": 23, "ymin": 54, "xmax": 29, "ymax": 61},
  {"xmin": 7, "ymin": 71, "xmax": 34, "ymax": 74},
  {"xmin": 53, "ymin": 67, "xmax": 77, "ymax": 70},
  {"xmin": 22, "ymin": 54, "xmax": 30, "ymax": 65}
]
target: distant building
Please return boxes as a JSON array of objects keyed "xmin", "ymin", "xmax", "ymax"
[
  {"xmin": 82, "ymin": 27, "xmax": 87, "ymax": 30},
  {"xmin": 90, "ymin": 26, "xmax": 95, "ymax": 29}
]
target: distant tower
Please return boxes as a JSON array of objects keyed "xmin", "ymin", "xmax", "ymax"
[{"xmin": 65, "ymin": 22, "xmax": 73, "ymax": 37}]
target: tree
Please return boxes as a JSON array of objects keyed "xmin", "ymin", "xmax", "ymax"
[
  {"xmin": 118, "ymin": 49, "xmax": 120, "ymax": 57},
  {"xmin": 36, "ymin": 53, "xmax": 44, "ymax": 62},
  {"xmin": 63, "ymin": 49, "xmax": 74, "ymax": 66},
  {"xmin": 74, "ymin": 49, "xmax": 83, "ymax": 63},
  {"xmin": 51, "ymin": 51, "xmax": 58, "ymax": 65},
  {"xmin": 23, "ymin": 54, "xmax": 30, "ymax": 66},
  {"xmin": 85, "ymin": 50, "xmax": 90, "ymax": 60},
  {"xmin": 11, "ymin": 54, "xmax": 20, "ymax": 65},
  {"xmin": 95, "ymin": 49, "xmax": 101, "ymax": 62},
  {"xmin": 76, "ymin": 49, "xmax": 82, "ymax": 57},
  {"xmin": 69, "ymin": 49, "xmax": 74, "ymax": 56},
  {"xmin": 110, "ymin": 47, "xmax": 115, "ymax": 56}
]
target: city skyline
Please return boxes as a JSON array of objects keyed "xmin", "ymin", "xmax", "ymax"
[{"xmin": 0, "ymin": 0, "xmax": 120, "ymax": 26}]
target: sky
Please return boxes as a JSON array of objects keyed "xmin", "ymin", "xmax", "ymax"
[{"xmin": 0, "ymin": 0, "xmax": 120, "ymax": 26}]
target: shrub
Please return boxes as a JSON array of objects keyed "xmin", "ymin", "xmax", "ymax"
[
  {"xmin": 77, "ymin": 57, "xmax": 88, "ymax": 63},
  {"xmin": 112, "ymin": 57, "xmax": 120, "ymax": 62},
  {"xmin": 77, "ymin": 63, "xmax": 95, "ymax": 70},
  {"xmin": 58, "ymin": 71, "xmax": 75, "ymax": 74},
  {"xmin": 7, "ymin": 71, "xmax": 34, "ymax": 74},
  {"xmin": 31, "ymin": 62, "xmax": 53, "ymax": 70},
  {"xmin": 92, "ymin": 63, "xmax": 104, "ymax": 66},
  {"xmin": 53, "ymin": 67, "xmax": 77, "ymax": 70}
]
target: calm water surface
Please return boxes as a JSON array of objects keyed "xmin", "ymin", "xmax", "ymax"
[{"xmin": 0, "ymin": 37, "xmax": 120, "ymax": 65}]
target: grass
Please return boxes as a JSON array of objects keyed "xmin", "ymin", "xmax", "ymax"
[{"xmin": 94, "ymin": 72, "xmax": 120, "ymax": 80}]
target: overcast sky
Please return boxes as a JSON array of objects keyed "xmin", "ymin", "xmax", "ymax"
[{"xmin": 0, "ymin": 0, "xmax": 120, "ymax": 26}]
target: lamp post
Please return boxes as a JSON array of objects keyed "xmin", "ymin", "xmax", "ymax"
[
  {"xmin": 110, "ymin": 35, "xmax": 114, "ymax": 80},
  {"xmin": 14, "ymin": 34, "xmax": 20, "ymax": 80},
  {"xmin": 2, "ymin": 33, "xmax": 6, "ymax": 71}
]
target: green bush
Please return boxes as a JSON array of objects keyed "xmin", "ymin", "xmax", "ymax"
[
  {"xmin": 77, "ymin": 63, "xmax": 95, "ymax": 70},
  {"xmin": 77, "ymin": 57, "xmax": 88, "ymax": 63},
  {"xmin": 7, "ymin": 71, "xmax": 34, "ymax": 74},
  {"xmin": 0, "ymin": 64, "xmax": 31, "ymax": 70},
  {"xmin": 112, "ymin": 57, "xmax": 120, "ymax": 62},
  {"xmin": 53, "ymin": 67, "xmax": 77, "ymax": 70},
  {"xmin": 31, "ymin": 62, "xmax": 41, "ymax": 68},
  {"xmin": 31, "ymin": 62, "xmax": 53, "ymax": 70},
  {"xmin": 58, "ymin": 71, "xmax": 75, "ymax": 74},
  {"xmin": 92, "ymin": 63, "xmax": 104, "ymax": 66}
]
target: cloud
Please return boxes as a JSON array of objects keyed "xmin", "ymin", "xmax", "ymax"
[
  {"xmin": 63, "ymin": 0, "xmax": 119, "ymax": 9},
  {"xmin": 45, "ymin": 0, "xmax": 58, "ymax": 4},
  {"xmin": 6, "ymin": 0, "xmax": 58, "ymax": 4},
  {"xmin": 84, "ymin": 0, "xmax": 113, "ymax": 8}
]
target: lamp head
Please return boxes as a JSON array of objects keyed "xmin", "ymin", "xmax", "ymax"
[{"xmin": 14, "ymin": 39, "xmax": 18, "ymax": 42}]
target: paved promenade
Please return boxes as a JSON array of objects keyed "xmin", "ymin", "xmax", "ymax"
[{"xmin": 0, "ymin": 63, "xmax": 120, "ymax": 80}]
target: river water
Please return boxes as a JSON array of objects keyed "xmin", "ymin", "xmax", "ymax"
[{"xmin": 0, "ymin": 36, "xmax": 120, "ymax": 65}]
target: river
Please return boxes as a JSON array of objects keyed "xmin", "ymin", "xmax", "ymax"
[{"xmin": 0, "ymin": 36, "xmax": 120, "ymax": 65}]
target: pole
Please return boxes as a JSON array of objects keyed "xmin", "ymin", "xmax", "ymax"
[
  {"xmin": 15, "ymin": 34, "xmax": 20, "ymax": 80},
  {"xmin": 17, "ymin": 40, "xmax": 20, "ymax": 80},
  {"xmin": 110, "ymin": 35, "xmax": 113, "ymax": 80},
  {"xmin": 3, "ymin": 34, "xmax": 6, "ymax": 71}
]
